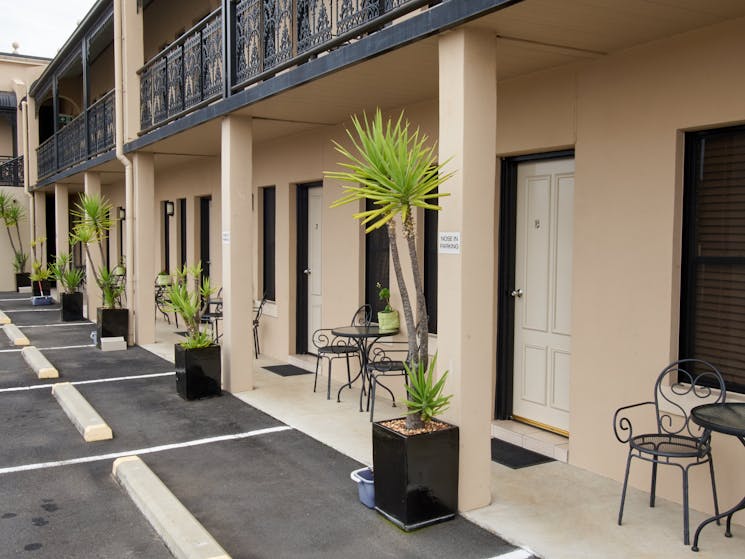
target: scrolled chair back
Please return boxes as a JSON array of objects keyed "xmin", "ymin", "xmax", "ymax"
[
  {"xmin": 350, "ymin": 304, "xmax": 372, "ymax": 327},
  {"xmin": 653, "ymin": 358, "xmax": 726, "ymax": 439}
]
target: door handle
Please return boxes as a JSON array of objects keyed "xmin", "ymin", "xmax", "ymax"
[
  {"xmin": 303, "ymin": 269, "xmax": 311, "ymax": 275},
  {"xmin": 510, "ymin": 288, "xmax": 523, "ymax": 298}
]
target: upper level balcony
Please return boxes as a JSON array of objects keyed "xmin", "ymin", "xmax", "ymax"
[
  {"xmin": 0, "ymin": 155, "xmax": 23, "ymax": 186},
  {"xmin": 139, "ymin": 0, "xmax": 432, "ymax": 134},
  {"xmin": 36, "ymin": 89, "xmax": 115, "ymax": 181}
]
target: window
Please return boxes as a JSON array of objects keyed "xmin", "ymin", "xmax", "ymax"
[
  {"xmin": 681, "ymin": 126, "xmax": 745, "ymax": 392},
  {"xmin": 365, "ymin": 198, "xmax": 389, "ymax": 316},
  {"xmin": 262, "ymin": 187, "xmax": 276, "ymax": 301},
  {"xmin": 424, "ymin": 188, "xmax": 438, "ymax": 334},
  {"xmin": 178, "ymin": 198, "xmax": 186, "ymax": 269}
]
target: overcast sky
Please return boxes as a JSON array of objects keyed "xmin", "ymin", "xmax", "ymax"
[{"xmin": 0, "ymin": 0, "xmax": 98, "ymax": 58}]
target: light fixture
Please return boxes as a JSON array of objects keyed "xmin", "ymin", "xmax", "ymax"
[
  {"xmin": 117, "ymin": 207, "xmax": 126, "ymax": 220},
  {"xmin": 165, "ymin": 200, "xmax": 175, "ymax": 217}
]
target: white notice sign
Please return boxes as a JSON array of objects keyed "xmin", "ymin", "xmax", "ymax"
[
  {"xmin": 222, "ymin": 231, "xmax": 230, "ymax": 244},
  {"xmin": 439, "ymin": 232, "xmax": 460, "ymax": 254}
]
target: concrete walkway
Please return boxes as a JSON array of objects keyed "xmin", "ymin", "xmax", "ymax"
[{"xmin": 0, "ymin": 292, "xmax": 523, "ymax": 558}]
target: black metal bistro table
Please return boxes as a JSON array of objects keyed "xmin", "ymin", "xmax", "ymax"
[
  {"xmin": 691, "ymin": 402, "xmax": 745, "ymax": 551},
  {"xmin": 332, "ymin": 325, "xmax": 397, "ymax": 412}
]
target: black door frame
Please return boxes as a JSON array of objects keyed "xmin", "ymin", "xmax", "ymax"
[
  {"xmin": 199, "ymin": 195, "xmax": 211, "ymax": 280},
  {"xmin": 494, "ymin": 149, "xmax": 575, "ymax": 420},
  {"xmin": 296, "ymin": 182, "xmax": 322, "ymax": 354}
]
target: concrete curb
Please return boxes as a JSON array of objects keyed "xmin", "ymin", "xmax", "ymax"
[
  {"xmin": 52, "ymin": 382, "xmax": 113, "ymax": 442},
  {"xmin": 3, "ymin": 323, "xmax": 29, "ymax": 346},
  {"xmin": 0, "ymin": 310, "xmax": 9, "ymax": 324},
  {"xmin": 113, "ymin": 456, "xmax": 231, "ymax": 559},
  {"xmin": 21, "ymin": 346, "xmax": 59, "ymax": 379}
]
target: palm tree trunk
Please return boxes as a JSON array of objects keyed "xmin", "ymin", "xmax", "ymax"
[
  {"xmin": 15, "ymin": 222, "xmax": 23, "ymax": 254},
  {"xmin": 403, "ymin": 213, "xmax": 428, "ymax": 368},
  {"xmin": 5, "ymin": 226, "xmax": 17, "ymax": 254},
  {"xmin": 387, "ymin": 221, "xmax": 417, "ymax": 360}
]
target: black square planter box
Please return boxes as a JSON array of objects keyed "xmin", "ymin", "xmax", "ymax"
[
  {"xmin": 96, "ymin": 308, "xmax": 129, "ymax": 348},
  {"xmin": 175, "ymin": 344, "xmax": 222, "ymax": 400},
  {"xmin": 15, "ymin": 272, "xmax": 31, "ymax": 291},
  {"xmin": 61, "ymin": 292, "xmax": 84, "ymax": 321},
  {"xmin": 372, "ymin": 419, "xmax": 459, "ymax": 531},
  {"xmin": 32, "ymin": 280, "xmax": 51, "ymax": 297}
]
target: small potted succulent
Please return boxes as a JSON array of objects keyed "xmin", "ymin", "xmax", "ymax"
[
  {"xmin": 50, "ymin": 253, "xmax": 85, "ymax": 321},
  {"xmin": 375, "ymin": 282, "xmax": 399, "ymax": 331},
  {"xmin": 165, "ymin": 262, "xmax": 221, "ymax": 400}
]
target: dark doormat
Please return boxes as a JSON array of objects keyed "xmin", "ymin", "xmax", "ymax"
[
  {"xmin": 491, "ymin": 438, "xmax": 555, "ymax": 469},
  {"xmin": 264, "ymin": 364, "xmax": 313, "ymax": 377}
]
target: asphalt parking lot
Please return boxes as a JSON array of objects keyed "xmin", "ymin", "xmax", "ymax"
[{"xmin": 0, "ymin": 291, "xmax": 525, "ymax": 558}]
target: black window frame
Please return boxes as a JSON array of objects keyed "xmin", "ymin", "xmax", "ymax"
[
  {"xmin": 262, "ymin": 186, "xmax": 276, "ymax": 301},
  {"xmin": 424, "ymin": 186, "xmax": 438, "ymax": 334},
  {"xmin": 680, "ymin": 124, "xmax": 745, "ymax": 394},
  {"xmin": 365, "ymin": 197, "xmax": 390, "ymax": 317}
]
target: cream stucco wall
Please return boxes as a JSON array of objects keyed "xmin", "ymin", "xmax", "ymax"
[
  {"xmin": 494, "ymin": 16, "xmax": 745, "ymax": 518},
  {"xmin": 0, "ymin": 186, "xmax": 30, "ymax": 290},
  {"xmin": 143, "ymin": 0, "xmax": 219, "ymax": 61}
]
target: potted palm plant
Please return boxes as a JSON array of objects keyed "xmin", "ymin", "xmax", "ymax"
[
  {"xmin": 70, "ymin": 193, "xmax": 127, "ymax": 347},
  {"xmin": 327, "ymin": 109, "xmax": 457, "ymax": 530},
  {"xmin": 29, "ymin": 237, "xmax": 53, "ymax": 303},
  {"xmin": 0, "ymin": 191, "xmax": 30, "ymax": 290},
  {"xmin": 50, "ymin": 253, "xmax": 85, "ymax": 321},
  {"xmin": 165, "ymin": 262, "xmax": 221, "ymax": 400}
]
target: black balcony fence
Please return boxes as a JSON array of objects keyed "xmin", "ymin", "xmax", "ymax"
[
  {"xmin": 140, "ymin": 0, "xmax": 428, "ymax": 133},
  {"xmin": 36, "ymin": 89, "xmax": 115, "ymax": 180},
  {"xmin": 0, "ymin": 155, "xmax": 24, "ymax": 186},
  {"xmin": 139, "ymin": 10, "xmax": 224, "ymax": 132}
]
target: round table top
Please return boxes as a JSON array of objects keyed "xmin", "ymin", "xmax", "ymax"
[
  {"xmin": 691, "ymin": 402, "xmax": 745, "ymax": 437},
  {"xmin": 331, "ymin": 325, "xmax": 398, "ymax": 338}
]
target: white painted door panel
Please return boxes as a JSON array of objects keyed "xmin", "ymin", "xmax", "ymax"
[
  {"xmin": 513, "ymin": 158, "xmax": 574, "ymax": 433},
  {"xmin": 307, "ymin": 187, "xmax": 323, "ymax": 353}
]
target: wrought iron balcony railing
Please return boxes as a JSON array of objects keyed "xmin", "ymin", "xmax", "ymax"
[
  {"xmin": 139, "ymin": 10, "xmax": 223, "ymax": 132},
  {"xmin": 0, "ymin": 155, "xmax": 24, "ymax": 186},
  {"xmin": 36, "ymin": 89, "xmax": 115, "ymax": 180},
  {"xmin": 139, "ymin": 0, "xmax": 429, "ymax": 133}
]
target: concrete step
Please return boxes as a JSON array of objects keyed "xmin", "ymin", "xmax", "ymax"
[
  {"xmin": 21, "ymin": 346, "xmax": 59, "ymax": 379},
  {"xmin": 52, "ymin": 382, "xmax": 113, "ymax": 442},
  {"xmin": 3, "ymin": 323, "xmax": 29, "ymax": 346},
  {"xmin": 0, "ymin": 310, "xmax": 10, "ymax": 325},
  {"xmin": 113, "ymin": 456, "xmax": 231, "ymax": 559}
]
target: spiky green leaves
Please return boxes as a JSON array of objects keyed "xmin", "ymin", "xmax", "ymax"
[{"xmin": 404, "ymin": 354, "xmax": 452, "ymax": 424}]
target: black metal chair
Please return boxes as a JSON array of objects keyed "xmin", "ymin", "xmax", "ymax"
[
  {"xmin": 613, "ymin": 359, "xmax": 726, "ymax": 545},
  {"xmin": 365, "ymin": 341, "xmax": 410, "ymax": 422},
  {"xmin": 312, "ymin": 304, "xmax": 371, "ymax": 400},
  {"xmin": 253, "ymin": 295, "xmax": 267, "ymax": 359},
  {"xmin": 200, "ymin": 287, "xmax": 223, "ymax": 342}
]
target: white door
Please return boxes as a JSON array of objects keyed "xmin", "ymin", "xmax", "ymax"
[
  {"xmin": 512, "ymin": 158, "xmax": 574, "ymax": 434},
  {"xmin": 306, "ymin": 187, "xmax": 323, "ymax": 352}
]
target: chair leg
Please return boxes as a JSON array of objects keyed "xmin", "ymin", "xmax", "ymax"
[
  {"xmin": 345, "ymin": 354, "xmax": 352, "ymax": 384},
  {"xmin": 650, "ymin": 461, "xmax": 658, "ymax": 508},
  {"xmin": 313, "ymin": 356, "xmax": 320, "ymax": 393},
  {"xmin": 682, "ymin": 466, "xmax": 691, "ymax": 546},
  {"xmin": 326, "ymin": 359, "xmax": 333, "ymax": 400},
  {"xmin": 708, "ymin": 455, "xmax": 721, "ymax": 526},
  {"xmin": 253, "ymin": 326, "xmax": 259, "ymax": 359},
  {"xmin": 369, "ymin": 376, "xmax": 377, "ymax": 422},
  {"xmin": 618, "ymin": 451, "xmax": 633, "ymax": 526}
]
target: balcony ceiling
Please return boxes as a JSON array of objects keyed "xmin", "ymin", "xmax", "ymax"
[{"xmin": 140, "ymin": 0, "xmax": 745, "ymax": 161}]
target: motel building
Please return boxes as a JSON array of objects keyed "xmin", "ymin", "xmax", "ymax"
[{"xmin": 1, "ymin": 0, "xmax": 745, "ymax": 532}]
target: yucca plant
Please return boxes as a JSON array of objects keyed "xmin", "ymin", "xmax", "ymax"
[
  {"xmin": 327, "ymin": 109, "xmax": 454, "ymax": 429},
  {"xmin": 0, "ymin": 191, "xmax": 27, "ymax": 273},
  {"xmin": 165, "ymin": 262, "xmax": 215, "ymax": 349},
  {"xmin": 50, "ymin": 253, "xmax": 85, "ymax": 294},
  {"xmin": 70, "ymin": 193, "xmax": 123, "ymax": 308},
  {"xmin": 404, "ymin": 354, "xmax": 452, "ymax": 424}
]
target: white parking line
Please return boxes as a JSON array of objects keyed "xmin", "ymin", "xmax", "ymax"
[
  {"xmin": 18, "ymin": 323, "xmax": 93, "ymax": 328},
  {"xmin": 0, "ymin": 371, "xmax": 176, "ymax": 392},
  {"xmin": 0, "ymin": 344, "xmax": 95, "ymax": 353},
  {"xmin": 485, "ymin": 549, "xmax": 534, "ymax": 559},
  {"xmin": 0, "ymin": 425, "xmax": 293, "ymax": 475},
  {"xmin": 4, "ymin": 308, "xmax": 59, "ymax": 312},
  {"xmin": 0, "ymin": 298, "xmax": 31, "ymax": 302}
]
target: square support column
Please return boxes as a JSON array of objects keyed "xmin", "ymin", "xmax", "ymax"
[
  {"xmin": 133, "ymin": 153, "xmax": 156, "ymax": 344},
  {"xmin": 221, "ymin": 115, "xmax": 254, "ymax": 392},
  {"xmin": 438, "ymin": 28, "xmax": 498, "ymax": 512},
  {"xmin": 54, "ymin": 184, "xmax": 69, "ymax": 258},
  {"xmin": 33, "ymin": 191, "xmax": 47, "ymax": 266},
  {"xmin": 84, "ymin": 172, "xmax": 102, "ymax": 316}
]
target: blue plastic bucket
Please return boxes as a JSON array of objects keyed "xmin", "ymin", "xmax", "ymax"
[{"xmin": 350, "ymin": 467, "xmax": 375, "ymax": 509}]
